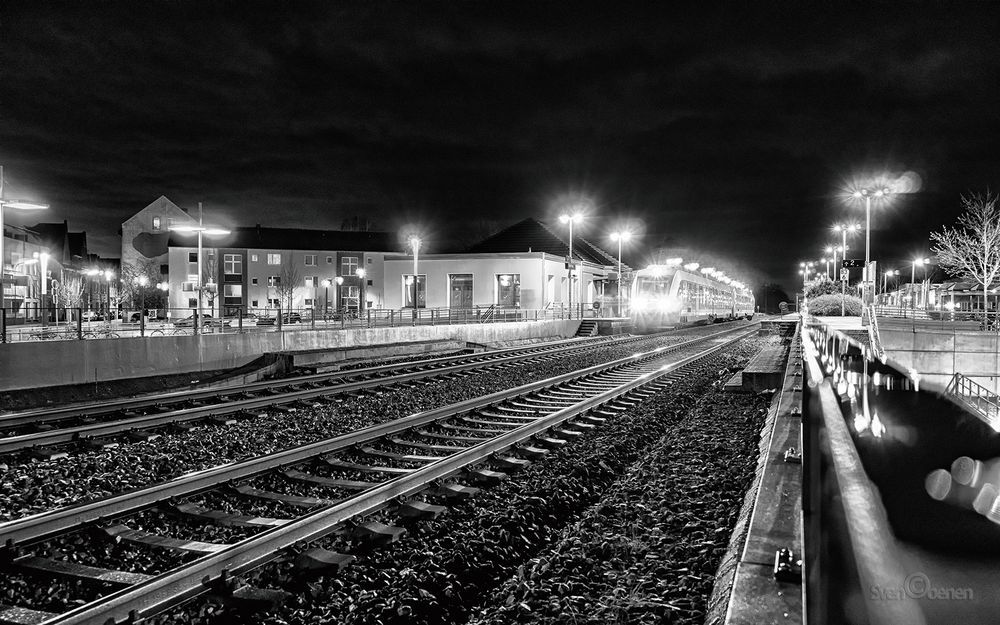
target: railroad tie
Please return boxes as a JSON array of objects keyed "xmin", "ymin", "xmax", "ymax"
[
  {"xmin": 466, "ymin": 468, "xmax": 508, "ymax": 486},
  {"xmin": 13, "ymin": 555, "xmax": 152, "ymax": 588},
  {"xmin": 220, "ymin": 586, "xmax": 292, "ymax": 613},
  {"xmin": 95, "ymin": 524, "xmax": 229, "ymax": 555},
  {"xmin": 0, "ymin": 604, "xmax": 58, "ymax": 625},
  {"xmin": 435, "ymin": 482, "xmax": 481, "ymax": 500},
  {"xmin": 352, "ymin": 521, "xmax": 406, "ymax": 546},
  {"xmin": 230, "ymin": 484, "xmax": 334, "ymax": 508},
  {"xmin": 166, "ymin": 502, "xmax": 290, "ymax": 528},
  {"xmin": 397, "ymin": 500, "xmax": 447, "ymax": 520},
  {"xmin": 293, "ymin": 547, "xmax": 356, "ymax": 573},
  {"xmin": 494, "ymin": 455, "xmax": 533, "ymax": 472}
]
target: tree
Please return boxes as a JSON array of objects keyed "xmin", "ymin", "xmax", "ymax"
[
  {"xmin": 930, "ymin": 191, "xmax": 1000, "ymax": 319},
  {"xmin": 276, "ymin": 260, "xmax": 301, "ymax": 312}
]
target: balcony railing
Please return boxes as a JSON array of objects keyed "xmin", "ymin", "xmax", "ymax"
[{"xmin": 947, "ymin": 372, "xmax": 1000, "ymax": 430}]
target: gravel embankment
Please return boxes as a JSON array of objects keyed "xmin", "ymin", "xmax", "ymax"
[
  {"xmin": 148, "ymin": 336, "xmax": 770, "ymax": 625},
  {"xmin": 469, "ymin": 391, "xmax": 770, "ymax": 625}
]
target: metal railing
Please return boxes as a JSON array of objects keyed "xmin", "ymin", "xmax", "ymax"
[
  {"xmin": 866, "ymin": 304, "xmax": 886, "ymax": 363},
  {"xmin": 0, "ymin": 304, "xmax": 602, "ymax": 343},
  {"xmin": 874, "ymin": 305, "xmax": 1000, "ymax": 331},
  {"xmin": 946, "ymin": 372, "xmax": 1000, "ymax": 428}
]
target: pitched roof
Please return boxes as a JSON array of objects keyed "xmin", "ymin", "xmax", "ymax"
[
  {"xmin": 169, "ymin": 225, "xmax": 397, "ymax": 252},
  {"xmin": 466, "ymin": 218, "xmax": 619, "ymax": 266}
]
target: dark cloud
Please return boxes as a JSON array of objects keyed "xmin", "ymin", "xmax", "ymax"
[{"xmin": 2, "ymin": 1, "xmax": 1000, "ymax": 290}]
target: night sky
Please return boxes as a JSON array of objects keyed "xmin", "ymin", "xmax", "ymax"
[{"xmin": 3, "ymin": 1, "xmax": 1000, "ymax": 293}]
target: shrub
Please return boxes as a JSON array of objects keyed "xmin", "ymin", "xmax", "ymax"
[
  {"xmin": 808, "ymin": 293, "xmax": 863, "ymax": 316},
  {"xmin": 805, "ymin": 277, "xmax": 842, "ymax": 298}
]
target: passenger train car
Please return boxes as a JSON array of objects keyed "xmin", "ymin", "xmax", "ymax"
[{"xmin": 630, "ymin": 263, "xmax": 755, "ymax": 332}]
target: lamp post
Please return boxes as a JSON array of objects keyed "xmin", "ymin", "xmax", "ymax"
[
  {"xmin": 408, "ymin": 236, "xmax": 420, "ymax": 314},
  {"xmin": 169, "ymin": 203, "xmax": 230, "ymax": 335},
  {"xmin": 322, "ymin": 279, "xmax": 331, "ymax": 318},
  {"xmin": 335, "ymin": 276, "xmax": 344, "ymax": 314},
  {"xmin": 609, "ymin": 230, "xmax": 632, "ymax": 317},
  {"xmin": 559, "ymin": 212, "xmax": 583, "ymax": 319},
  {"xmin": 0, "ymin": 166, "xmax": 49, "ymax": 312},
  {"xmin": 911, "ymin": 257, "xmax": 929, "ymax": 310},
  {"xmin": 356, "ymin": 267, "xmax": 366, "ymax": 314},
  {"xmin": 833, "ymin": 223, "xmax": 859, "ymax": 317},
  {"xmin": 822, "ymin": 256, "xmax": 830, "ymax": 280},
  {"xmin": 852, "ymin": 185, "xmax": 893, "ymax": 305},
  {"xmin": 104, "ymin": 269, "xmax": 114, "ymax": 320}
]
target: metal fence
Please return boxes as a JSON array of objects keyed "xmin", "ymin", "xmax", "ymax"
[
  {"xmin": 874, "ymin": 305, "xmax": 1000, "ymax": 331},
  {"xmin": 0, "ymin": 304, "xmax": 604, "ymax": 343}
]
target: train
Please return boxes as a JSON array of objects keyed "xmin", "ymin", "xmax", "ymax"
[{"xmin": 630, "ymin": 262, "xmax": 755, "ymax": 332}]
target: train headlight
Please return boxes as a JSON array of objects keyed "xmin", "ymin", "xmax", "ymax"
[{"xmin": 633, "ymin": 298, "xmax": 648, "ymax": 312}]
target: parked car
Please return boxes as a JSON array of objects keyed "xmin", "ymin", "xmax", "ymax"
[
  {"xmin": 82, "ymin": 311, "xmax": 105, "ymax": 321},
  {"xmin": 174, "ymin": 313, "xmax": 229, "ymax": 328},
  {"xmin": 281, "ymin": 312, "xmax": 302, "ymax": 324}
]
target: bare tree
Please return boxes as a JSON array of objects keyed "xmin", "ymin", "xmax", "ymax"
[
  {"xmin": 276, "ymin": 260, "xmax": 301, "ymax": 312},
  {"xmin": 931, "ymin": 191, "xmax": 1000, "ymax": 319}
]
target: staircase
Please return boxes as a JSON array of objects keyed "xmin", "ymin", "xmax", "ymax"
[
  {"xmin": 576, "ymin": 319, "xmax": 598, "ymax": 337},
  {"xmin": 947, "ymin": 372, "xmax": 1000, "ymax": 429}
]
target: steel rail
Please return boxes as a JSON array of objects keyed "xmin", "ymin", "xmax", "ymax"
[
  {"xmin": 0, "ymin": 336, "xmax": 647, "ymax": 454},
  {"xmin": 0, "ymin": 335, "xmax": 631, "ymax": 429},
  {"xmin": 0, "ymin": 325, "xmax": 751, "ymax": 547},
  {"xmin": 46, "ymin": 327, "xmax": 757, "ymax": 625}
]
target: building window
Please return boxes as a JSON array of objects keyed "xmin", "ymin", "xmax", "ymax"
[
  {"xmin": 181, "ymin": 281, "xmax": 196, "ymax": 292},
  {"xmin": 449, "ymin": 274, "xmax": 473, "ymax": 309},
  {"xmin": 188, "ymin": 252, "xmax": 198, "ymax": 263},
  {"xmin": 497, "ymin": 274, "xmax": 521, "ymax": 307},
  {"xmin": 342, "ymin": 285, "xmax": 360, "ymax": 309},
  {"xmin": 267, "ymin": 298, "xmax": 280, "ymax": 308},
  {"xmin": 251, "ymin": 277, "xmax": 258, "ymax": 285},
  {"xmin": 224, "ymin": 254, "xmax": 242, "ymax": 275},
  {"xmin": 305, "ymin": 276, "xmax": 319, "ymax": 288},
  {"xmin": 152, "ymin": 216, "xmax": 161, "ymax": 230},
  {"xmin": 326, "ymin": 256, "xmax": 333, "ymax": 264},
  {"xmin": 403, "ymin": 275, "xmax": 426, "ymax": 308},
  {"xmin": 267, "ymin": 276, "xmax": 281, "ymax": 287},
  {"xmin": 341, "ymin": 257, "xmax": 358, "ymax": 276},
  {"xmin": 188, "ymin": 298, "xmax": 197, "ymax": 308},
  {"xmin": 267, "ymin": 253, "xmax": 281, "ymax": 265},
  {"xmin": 224, "ymin": 285, "xmax": 242, "ymax": 297},
  {"xmin": 251, "ymin": 254, "xmax": 258, "ymax": 262},
  {"xmin": 251, "ymin": 300, "xmax": 259, "ymax": 307},
  {"xmin": 305, "ymin": 254, "xmax": 317, "ymax": 266},
  {"xmin": 304, "ymin": 298, "xmax": 314, "ymax": 306}
]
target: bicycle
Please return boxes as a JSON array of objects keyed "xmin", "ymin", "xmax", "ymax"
[{"xmin": 82, "ymin": 323, "xmax": 120, "ymax": 339}]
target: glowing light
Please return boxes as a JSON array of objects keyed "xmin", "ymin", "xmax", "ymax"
[
  {"xmin": 684, "ymin": 262, "xmax": 699, "ymax": 271},
  {"xmin": 854, "ymin": 411, "xmax": 870, "ymax": 433},
  {"xmin": 871, "ymin": 413, "xmax": 885, "ymax": 438},
  {"xmin": 924, "ymin": 469, "xmax": 952, "ymax": 501}
]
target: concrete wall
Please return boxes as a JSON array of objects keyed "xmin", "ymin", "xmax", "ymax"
[
  {"xmin": 879, "ymin": 318, "xmax": 1000, "ymax": 393},
  {"xmin": 0, "ymin": 320, "xmax": 581, "ymax": 392}
]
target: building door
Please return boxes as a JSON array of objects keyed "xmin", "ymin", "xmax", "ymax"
[{"xmin": 449, "ymin": 274, "xmax": 473, "ymax": 308}]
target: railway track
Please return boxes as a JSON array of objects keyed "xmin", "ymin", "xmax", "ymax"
[
  {"xmin": 0, "ymin": 324, "xmax": 756, "ymax": 625},
  {"xmin": 0, "ymin": 334, "xmax": 649, "ymax": 457}
]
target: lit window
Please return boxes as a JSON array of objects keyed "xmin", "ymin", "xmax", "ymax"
[
  {"xmin": 267, "ymin": 276, "xmax": 281, "ymax": 287},
  {"xmin": 224, "ymin": 254, "xmax": 242, "ymax": 275},
  {"xmin": 341, "ymin": 257, "xmax": 358, "ymax": 276},
  {"xmin": 305, "ymin": 276, "xmax": 319, "ymax": 288},
  {"xmin": 152, "ymin": 216, "xmax": 161, "ymax": 230},
  {"xmin": 251, "ymin": 254, "xmax": 258, "ymax": 262},
  {"xmin": 267, "ymin": 253, "xmax": 281, "ymax": 265},
  {"xmin": 497, "ymin": 274, "xmax": 521, "ymax": 307},
  {"xmin": 181, "ymin": 281, "xmax": 196, "ymax": 292},
  {"xmin": 223, "ymin": 285, "xmax": 242, "ymax": 297}
]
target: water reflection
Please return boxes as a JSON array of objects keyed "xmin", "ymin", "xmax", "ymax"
[{"xmin": 807, "ymin": 324, "xmax": 1000, "ymax": 552}]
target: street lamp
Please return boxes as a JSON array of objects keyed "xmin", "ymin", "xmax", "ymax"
[
  {"xmin": 851, "ymin": 185, "xmax": 893, "ymax": 303},
  {"xmin": 322, "ymin": 279, "xmax": 331, "ymax": 316},
  {"xmin": 335, "ymin": 275, "xmax": 344, "ymax": 313},
  {"xmin": 169, "ymin": 202, "xmax": 230, "ymax": 334},
  {"xmin": 833, "ymin": 224, "xmax": 860, "ymax": 316},
  {"xmin": 559, "ymin": 212, "xmax": 583, "ymax": 318},
  {"xmin": 408, "ymin": 236, "xmax": 420, "ymax": 311},
  {"xmin": 0, "ymin": 166, "xmax": 49, "ymax": 311},
  {"xmin": 104, "ymin": 269, "xmax": 114, "ymax": 320},
  {"xmin": 355, "ymin": 267, "xmax": 366, "ymax": 314},
  {"xmin": 911, "ymin": 257, "xmax": 930, "ymax": 309},
  {"xmin": 821, "ymin": 256, "xmax": 830, "ymax": 280},
  {"xmin": 609, "ymin": 230, "xmax": 632, "ymax": 317}
]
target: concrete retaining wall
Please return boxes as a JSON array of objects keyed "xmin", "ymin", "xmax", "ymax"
[
  {"xmin": 879, "ymin": 319, "xmax": 1000, "ymax": 393},
  {"xmin": 0, "ymin": 321, "xmax": 581, "ymax": 392}
]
